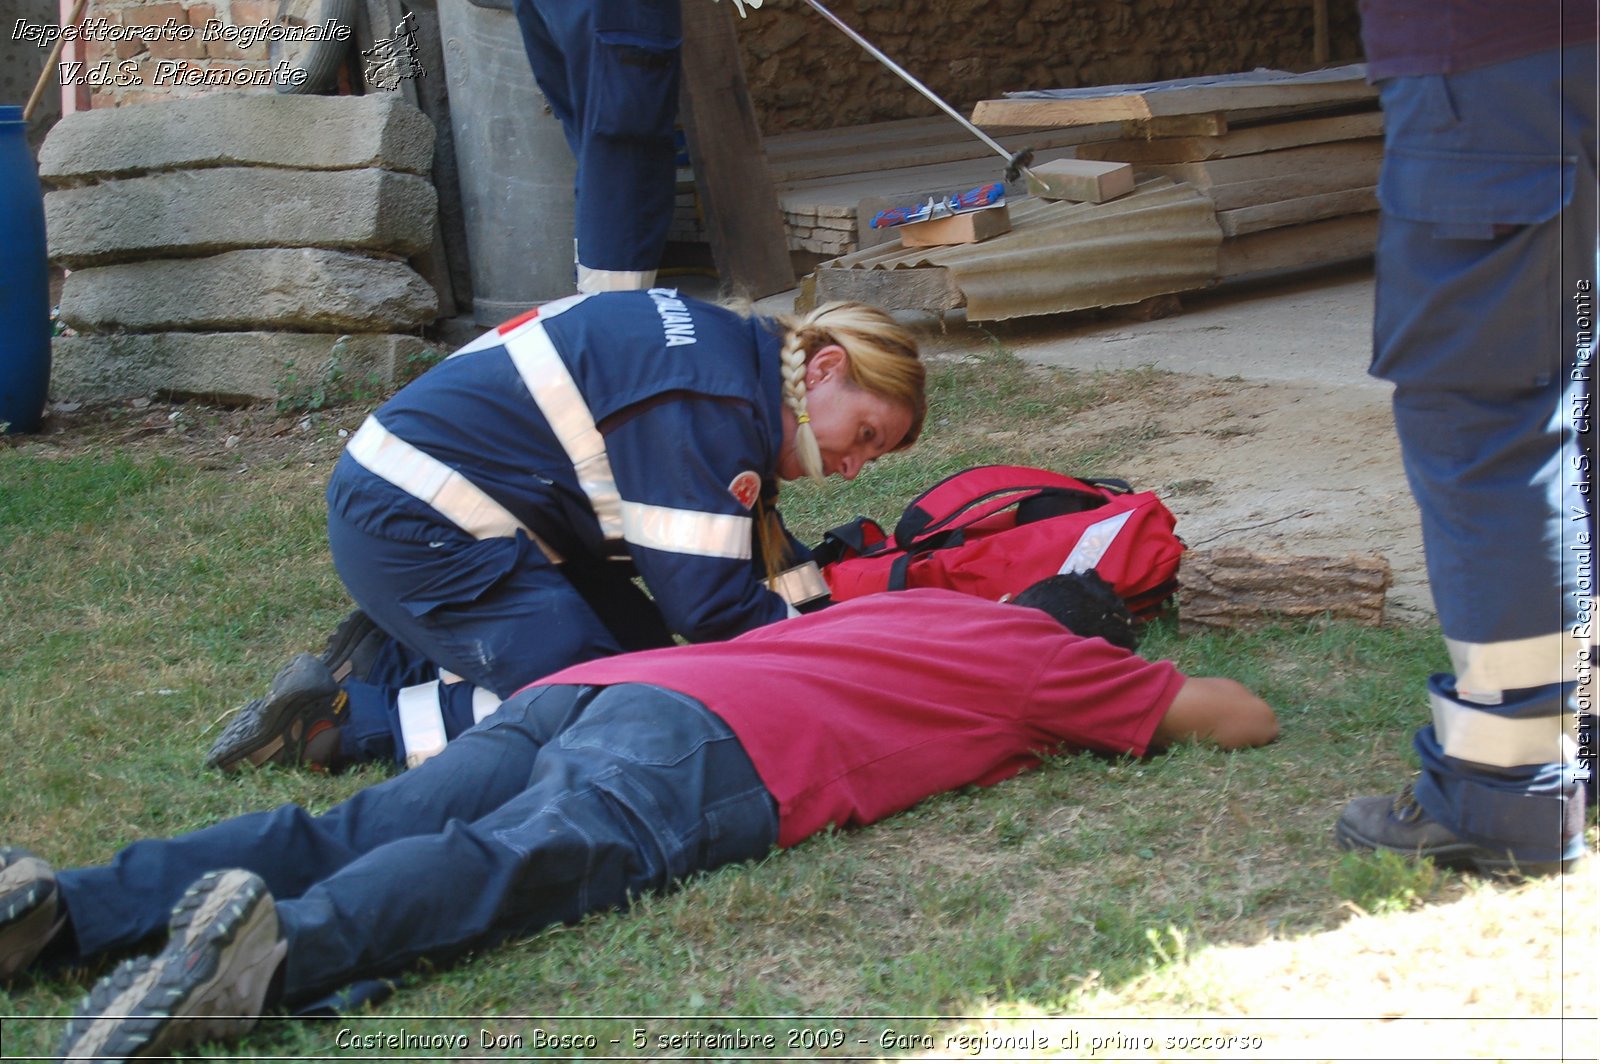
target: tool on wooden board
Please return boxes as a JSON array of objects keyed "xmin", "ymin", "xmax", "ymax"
[{"xmin": 795, "ymin": 0, "xmax": 1039, "ymax": 186}]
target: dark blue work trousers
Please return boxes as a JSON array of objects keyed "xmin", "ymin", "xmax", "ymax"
[
  {"xmin": 1370, "ymin": 45, "xmax": 1596, "ymax": 862},
  {"xmin": 512, "ymin": 0, "xmax": 681, "ymax": 278},
  {"xmin": 323, "ymin": 456, "xmax": 675, "ymax": 763},
  {"xmin": 54, "ymin": 684, "xmax": 778, "ymax": 1005}
]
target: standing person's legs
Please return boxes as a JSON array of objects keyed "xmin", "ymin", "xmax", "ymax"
[
  {"xmin": 1338, "ymin": 46, "xmax": 1595, "ymax": 870},
  {"xmin": 518, "ymin": 0, "xmax": 680, "ymax": 292}
]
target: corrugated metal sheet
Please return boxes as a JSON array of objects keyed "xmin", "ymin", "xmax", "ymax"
[{"xmin": 817, "ymin": 178, "xmax": 1221, "ymax": 321}]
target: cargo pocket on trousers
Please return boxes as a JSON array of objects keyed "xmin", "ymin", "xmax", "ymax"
[
  {"xmin": 396, "ymin": 531, "xmax": 536, "ymax": 619},
  {"xmin": 1380, "ymin": 148, "xmax": 1574, "ymax": 238},
  {"xmin": 587, "ymin": 31, "xmax": 680, "ymax": 140}
]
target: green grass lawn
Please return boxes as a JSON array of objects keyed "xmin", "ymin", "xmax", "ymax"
[{"xmin": 0, "ymin": 348, "xmax": 1588, "ymax": 1060}]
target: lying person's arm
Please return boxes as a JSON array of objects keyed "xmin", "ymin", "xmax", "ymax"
[{"xmin": 1151, "ymin": 676, "xmax": 1279, "ymax": 750}]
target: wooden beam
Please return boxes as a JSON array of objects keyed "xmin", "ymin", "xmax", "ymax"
[
  {"xmin": 1180, "ymin": 548, "xmax": 1391, "ymax": 632},
  {"xmin": 1217, "ymin": 186, "xmax": 1377, "ymax": 237},
  {"xmin": 1078, "ymin": 110, "xmax": 1383, "ymax": 164},
  {"xmin": 1218, "ymin": 212, "xmax": 1378, "ymax": 277},
  {"xmin": 1140, "ymin": 138, "xmax": 1383, "ymax": 212},
  {"xmin": 677, "ymin": 2, "xmax": 794, "ymax": 298},
  {"xmin": 804, "ymin": 264, "xmax": 965, "ymax": 316},
  {"xmin": 970, "ymin": 65, "xmax": 1375, "ymax": 129}
]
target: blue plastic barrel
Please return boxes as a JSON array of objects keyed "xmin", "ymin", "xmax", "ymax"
[{"xmin": 0, "ymin": 104, "xmax": 51, "ymax": 434}]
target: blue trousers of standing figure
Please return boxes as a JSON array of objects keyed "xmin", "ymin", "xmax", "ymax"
[
  {"xmin": 1370, "ymin": 45, "xmax": 1595, "ymax": 862},
  {"xmin": 54, "ymin": 684, "xmax": 778, "ymax": 1005},
  {"xmin": 512, "ymin": 0, "xmax": 680, "ymax": 283}
]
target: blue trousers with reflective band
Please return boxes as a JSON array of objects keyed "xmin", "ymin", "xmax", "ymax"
[
  {"xmin": 54, "ymin": 683, "xmax": 778, "ymax": 1005},
  {"xmin": 325, "ymin": 468, "xmax": 675, "ymax": 763},
  {"xmin": 1370, "ymin": 45, "xmax": 1595, "ymax": 861},
  {"xmin": 512, "ymin": 0, "xmax": 680, "ymax": 277}
]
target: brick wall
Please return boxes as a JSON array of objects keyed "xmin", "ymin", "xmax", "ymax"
[
  {"xmin": 40, "ymin": 0, "xmax": 1363, "ymax": 124},
  {"xmin": 52, "ymin": 0, "xmax": 297, "ymax": 107}
]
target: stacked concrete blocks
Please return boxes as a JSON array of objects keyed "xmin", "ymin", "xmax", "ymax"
[{"xmin": 42, "ymin": 93, "xmax": 440, "ymax": 404}]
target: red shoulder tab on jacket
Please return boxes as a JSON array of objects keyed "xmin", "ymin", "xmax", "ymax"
[{"xmin": 497, "ymin": 307, "xmax": 540, "ymax": 334}]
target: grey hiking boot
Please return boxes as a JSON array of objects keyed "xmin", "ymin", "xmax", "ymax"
[
  {"xmin": 58, "ymin": 869, "xmax": 286, "ymax": 1061},
  {"xmin": 0, "ymin": 847, "xmax": 65, "ymax": 981},
  {"xmin": 1336, "ymin": 783, "xmax": 1582, "ymax": 877},
  {"xmin": 206, "ymin": 653, "xmax": 347, "ymax": 773},
  {"xmin": 320, "ymin": 608, "xmax": 386, "ymax": 685}
]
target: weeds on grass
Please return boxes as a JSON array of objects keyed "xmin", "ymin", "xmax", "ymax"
[
  {"xmin": 1330, "ymin": 849, "xmax": 1442, "ymax": 914},
  {"xmin": 274, "ymin": 337, "xmax": 445, "ymax": 415}
]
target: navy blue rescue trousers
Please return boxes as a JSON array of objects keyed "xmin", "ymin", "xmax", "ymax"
[
  {"xmin": 512, "ymin": 0, "xmax": 681, "ymax": 291},
  {"xmin": 1370, "ymin": 45, "xmax": 1595, "ymax": 864}
]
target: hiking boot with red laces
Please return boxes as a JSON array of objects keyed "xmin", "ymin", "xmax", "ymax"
[
  {"xmin": 206, "ymin": 654, "xmax": 347, "ymax": 773},
  {"xmin": 0, "ymin": 847, "xmax": 65, "ymax": 981},
  {"xmin": 1336, "ymin": 783, "xmax": 1582, "ymax": 877}
]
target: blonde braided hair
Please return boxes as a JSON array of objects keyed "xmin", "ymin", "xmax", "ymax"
[{"xmin": 776, "ymin": 301, "xmax": 926, "ymax": 483}]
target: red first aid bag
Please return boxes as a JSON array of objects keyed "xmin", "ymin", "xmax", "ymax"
[{"xmin": 815, "ymin": 465, "xmax": 1184, "ymax": 619}]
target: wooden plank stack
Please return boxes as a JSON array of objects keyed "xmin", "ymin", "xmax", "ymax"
[
  {"xmin": 975, "ymin": 65, "xmax": 1384, "ymax": 279},
  {"xmin": 756, "ymin": 116, "xmax": 1119, "ymax": 257}
]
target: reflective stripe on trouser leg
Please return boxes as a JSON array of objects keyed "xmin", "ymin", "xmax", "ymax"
[
  {"xmin": 1413, "ymin": 676, "xmax": 1584, "ymax": 861},
  {"xmin": 397, "ymin": 682, "xmax": 449, "ymax": 769},
  {"xmin": 396, "ymin": 681, "xmax": 504, "ymax": 767},
  {"xmin": 577, "ymin": 263, "xmax": 657, "ymax": 293},
  {"xmin": 473, "ymin": 686, "xmax": 502, "ymax": 723}
]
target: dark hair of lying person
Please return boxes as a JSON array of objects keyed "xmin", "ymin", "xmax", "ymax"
[{"xmin": 1009, "ymin": 571, "xmax": 1141, "ymax": 652}]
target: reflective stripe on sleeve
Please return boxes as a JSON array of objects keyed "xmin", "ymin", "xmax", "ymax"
[
  {"xmin": 621, "ymin": 500, "xmax": 753, "ymax": 560},
  {"xmin": 397, "ymin": 681, "xmax": 449, "ymax": 770},
  {"xmin": 502, "ymin": 321, "xmax": 754, "ymax": 561},
  {"xmin": 501, "ymin": 323, "xmax": 625, "ymax": 541},
  {"xmin": 1429, "ymin": 688, "xmax": 1579, "ymax": 768},
  {"xmin": 1446, "ymin": 630, "xmax": 1577, "ymax": 694},
  {"xmin": 344, "ymin": 418, "xmax": 563, "ymax": 562},
  {"xmin": 1058, "ymin": 509, "xmax": 1133, "ymax": 574},
  {"xmin": 472, "ymin": 685, "xmax": 502, "ymax": 724}
]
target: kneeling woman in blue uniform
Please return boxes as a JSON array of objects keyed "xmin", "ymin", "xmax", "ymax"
[{"xmin": 207, "ymin": 290, "xmax": 926, "ymax": 772}]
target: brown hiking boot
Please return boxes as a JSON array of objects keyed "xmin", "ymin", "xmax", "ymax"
[{"xmin": 206, "ymin": 654, "xmax": 346, "ymax": 772}]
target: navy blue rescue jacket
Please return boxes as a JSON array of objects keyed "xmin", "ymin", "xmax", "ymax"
[{"xmin": 326, "ymin": 289, "xmax": 801, "ymax": 643}]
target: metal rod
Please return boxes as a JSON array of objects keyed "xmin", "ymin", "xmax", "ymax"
[{"xmin": 796, "ymin": 0, "xmax": 1034, "ymax": 181}]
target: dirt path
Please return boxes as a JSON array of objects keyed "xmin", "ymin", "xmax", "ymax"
[{"xmin": 926, "ymin": 261, "xmax": 1433, "ymax": 621}]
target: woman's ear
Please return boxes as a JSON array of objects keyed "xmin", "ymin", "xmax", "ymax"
[{"xmin": 806, "ymin": 343, "xmax": 848, "ymax": 386}]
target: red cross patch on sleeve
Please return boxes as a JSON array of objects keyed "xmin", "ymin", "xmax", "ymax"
[{"xmin": 728, "ymin": 470, "xmax": 763, "ymax": 510}]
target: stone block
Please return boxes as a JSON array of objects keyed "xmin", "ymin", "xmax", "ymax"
[
  {"xmin": 51, "ymin": 332, "xmax": 437, "ymax": 404},
  {"xmin": 897, "ymin": 205, "xmax": 1012, "ymax": 247},
  {"xmin": 1025, "ymin": 159, "xmax": 1136, "ymax": 204},
  {"xmin": 38, "ymin": 94, "xmax": 434, "ymax": 183},
  {"xmin": 46, "ymin": 167, "xmax": 436, "ymax": 268},
  {"xmin": 60, "ymin": 249, "xmax": 440, "ymax": 333}
]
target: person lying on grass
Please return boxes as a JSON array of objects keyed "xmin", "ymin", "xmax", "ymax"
[{"xmin": 1, "ymin": 572, "xmax": 1277, "ymax": 1061}]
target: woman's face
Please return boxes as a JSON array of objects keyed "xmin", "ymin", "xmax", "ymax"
[{"xmin": 778, "ymin": 345, "xmax": 915, "ymax": 482}]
